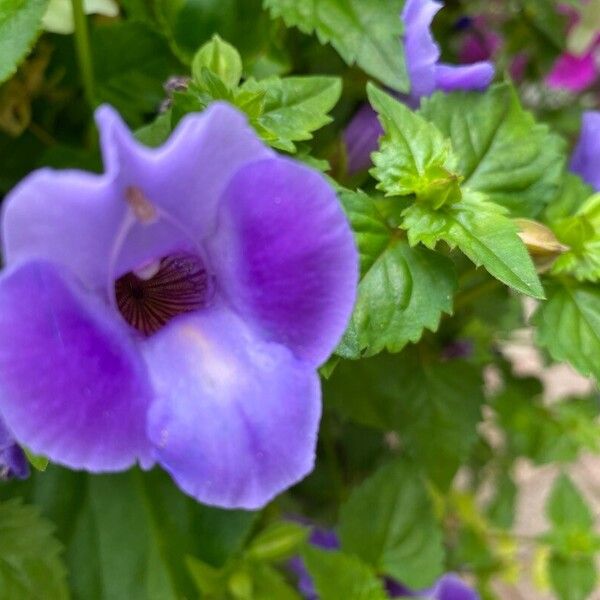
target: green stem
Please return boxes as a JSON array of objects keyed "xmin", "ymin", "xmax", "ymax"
[{"xmin": 71, "ymin": 0, "xmax": 95, "ymax": 107}]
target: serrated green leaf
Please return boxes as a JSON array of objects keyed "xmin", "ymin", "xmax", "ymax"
[
  {"xmin": 552, "ymin": 193, "xmax": 600, "ymax": 282},
  {"xmin": 263, "ymin": 0, "xmax": 408, "ymax": 92},
  {"xmin": 325, "ymin": 349, "xmax": 484, "ymax": 488},
  {"xmin": 242, "ymin": 75, "xmax": 341, "ymax": 152},
  {"xmin": 368, "ymin": 84, "xmax": 462, "ymax": 206},
  {"xmin": 0, "ymin": 0, "xmax": 49, "ymax": 84},
  {"xmin": 339, "ymin": 460, "xmax": 444, "ymax": 588},
  {"xmin": 301, "ymin": 547, "xmax": 388, "ymax": 600},
  {"xmin": 419, "ymin": 84, "xmax": 565, "ymax": 217},
  {"xmin": 403, "ymin": 191, "xmax": 545, "ymax": 298},
  {"xmin": 0, "ymin": 498, "xmax": 69, "ymax": 600},
  {"xmin": 339, "ymin": 245, "xmax": 456, "ymax": 359},
  {"xmin": 192, "ymin": 34, "xmax": 243, "ymax": 89},
  {"xmin": 533, "ymin": 280, "xmax": 600, "ymax": 381}
]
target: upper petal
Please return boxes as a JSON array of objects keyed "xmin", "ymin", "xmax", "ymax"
[
  {"xmin": 143, "ymin": 307, "xmax": 321, "ymax": 510},
  {"xmin": 402, "ymin": 0, "xmax": 442, "ymax": 98},
  {"xmin": 571, "ymin": 111, "xmax": 600, "ymax": 191},
  {"xmin": 209, "ymin": 157, "xmax": 358, "ymax": 366},
  {"xmin": 0, "ymin": 260, "xmax": 153, "ymax": 471},
  {"xmin": 3, "ymin": 103, "xmax": 272, "ymax": 289},
  {"xmin": 546, "ymin": 53, "xmax": 597, "ymax": 92},
  {"xmin": 434, "ymin": 62, "xmax": 495, "ymax": 92}
]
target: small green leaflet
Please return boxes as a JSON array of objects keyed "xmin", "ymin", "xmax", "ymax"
[
  {"xmin": 0, "ymin": 499, "xmax": 69, "ymax": 600},
  {"xmin": 263, "ymin": 0, "xmax": 409, "ymax": 92},
  {"xmin": 419, "ymin": 84, "xmax": 565, "ymax": 218},
  {"xmin": 533, "ymin": 281, "xmax": 600, "ymax": 381},
  {"xmin": 242, "ymin": 75, "xmax": 342, "ymax": 152},
  {"xmin": 552, "ymin": 193, "xmax": 600, "ymax": 282},
  {"xmin": 340, "ymin": 460, "xmax": 444, "ymax": 588},
  {"xmin": 543, "ymin": 475, "xmax": 600, "ymax": 600},
  {"xmin": 325, "ymin": 349, "xmax": 484, "ymax": 488},
  {"xmin": 368, "ymin": 84, "xmax": 462, "ymax": 207},
  {"xmin": 403, "ymin": 191, "xmax": 545, "ymax": 298},
  {"xmin": 0, "ymin": 0, "xmax": 49, "ymax": 84},
  {"xmin": 301, "ymin": 546, "xmax": 388, "ymax": 600},
  {"xmin": 192, "ymin": 35, "xmax": 243, "ymax": 89},
  {"xmin": 337, "ymin": 190, "xmax": 456, "ymax": 358}
]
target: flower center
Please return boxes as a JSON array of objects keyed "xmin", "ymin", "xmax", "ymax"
[{"xmin": 115, "ymin": 252, "xmax": 211, "ymax": 336}]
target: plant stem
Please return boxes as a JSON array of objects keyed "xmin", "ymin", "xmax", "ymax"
[{"xmin": 71, "ymin": 0, "xmax": 95, "ymax": 107}]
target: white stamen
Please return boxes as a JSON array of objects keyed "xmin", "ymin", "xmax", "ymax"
[{"xmin": 133, "ymin": 259, "xmax": 161, "ymax": 280}]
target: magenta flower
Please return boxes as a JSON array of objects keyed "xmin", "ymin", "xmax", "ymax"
[
  {"xmin": 0, "ymin": 418, "xmax": 28, "ymax": 481},
  {"xmin": 571, "ymin": 111, "xmax": 600, "ymax": 191},
  {"xmin": 546, "ymin": 51, "xmax": 599, "ymax": 92},
  {"xmin": 344, "ymin": 0, "xmax": 494, "ymax": 174},
  {"xmin": 0, "ymin": 103, "xmax": 358, "ymax": 509}
]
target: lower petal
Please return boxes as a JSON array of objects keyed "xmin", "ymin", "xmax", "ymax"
[
  {"xmin": 0, "ymin": 261, "xmax": 153, "ymax": 471},
  {"xmin": 143, "ymin": 307, "xmax": 321, "ymax": 510},
  {"xmin": 435, "ymin": 62, "xmax": 494, "ymax": 92}
]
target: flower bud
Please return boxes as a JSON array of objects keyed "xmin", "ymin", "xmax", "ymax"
[{"xmin": 515, "ymin": 218, "xmax": 568, "ymax": 272}]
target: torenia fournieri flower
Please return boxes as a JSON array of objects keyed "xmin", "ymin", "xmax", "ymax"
[
  {"xmin": 344, "ymin": 0, "xmax": 494, "ymax": 175},
  {"xmin": 571, "ymin": 111, "xmax": 600, "ymax": 191},
  {"xmin": 0, "ymin": 103, "xmax": 358, "ymax": 509}
]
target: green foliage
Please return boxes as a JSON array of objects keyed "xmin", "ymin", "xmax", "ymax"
[
  {"xmin": 534, "ymin": 280, "xmax": 600, "ymax": 381},
  {"xmin": 326, "ymin": 349, "xmax": 484, "ymax": 488},
  {"xmin": 368, "ymin": 85, "xmax": 462, "ymax": 206},
  {"xmin": 543, "ymin": 475, "xmax": 600, "ymax": 600},
  {"xmin": 0, "ymin": 498, "xmax": 69, "ymax": 600},
  {"xmin": 403, "ymin": 191, "xmax": 545, "ymax": 298},
  {"xmin": 339, "ymin": 460, "xmax": 444, "ymax": 588},
  {"xmin": 263, "ymin": 0, "xmax": 408, "ymax": 92},
  {"xmin": 302, "ymin": 546, "xmax": 388, "ymax": 600},
  {"xmin": 0, "ymin": 0, "xmax": 49, "ymax": 84},
  {"xmin": 419, "ymin": 84, "xmax": 565, "ymax": 217}
]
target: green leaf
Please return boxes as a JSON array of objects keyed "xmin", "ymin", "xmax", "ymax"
[
  {"xmin": 339, "ymin": 460, "xmax": 444, "ymax": 588},
  {"xmin": 419, "ymin": 84, "xmax": 565, "ymax": 217},
  {"xmin": 246, "ymin": 522, "xmax": 308, "ymax": 562},
  {"xmin": 552, "ymin": 193, "xmax": 600, "ymax": 282},
  {"xmin": 23, "ymin": 447, "xmax": 48, "ymax": 472},
  {"xmin": 403, "ymin": 191, "xmax": 545, "ymax": 298},
  {"xmin": 0, "ymin": 0, "xmax": 49, "ymax": 84},
  {"xmin": 0, "ymin": 499, "xmax": 69, "ymax": 600},
  {"xmin": 547, "ymin": 474, "xmax": 594, "ymax": 530},
  {"xmin": 368, "ymin": 84, "xmax": 462, "ymax": 207},
  {"xmin": 92, "ymin": 21, "xmax": 178, "ymax": 126},
  {"xmin": 548, "ymin": 554, "xmax": 597, "ymax": 600},
  {"xmin": 192, "ymin": 34, "xmax": 243, "ymax": 89},
  {"xmin": 533, "ymin": 280, "xmax": 600, "ymax": 381},
  {"xmin": 135, "ymin": 111, "xmax": 172, "ymax": 147},
  {"xmin": 263, "ymin": 0, "xmax": 408, "ymax": 92},
  {"xmin": 242, "ymin": 75, "xmax": 342, "ymax": 152},
  {"xmin": 325, "ymin": 350, "xmax": 484, "ymax": 488},
  {"xmin": 301, "ymin": 547, "xmax": 388, "ymax": 600},
  {"xmin": 251, "ymin": 563, "xmax": 303, "ymax": 600}
]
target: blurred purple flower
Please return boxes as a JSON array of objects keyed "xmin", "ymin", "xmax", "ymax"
[
  {"xmin": 546, "ymin": 51, "xmax": 599, "ymax": 92},
  {"xmin": 290, "ymin": 528, "xmax": 479, "ymax": 599},
  {"xmin": 571, "ymin": 111, "xmax": 600, "ymax": 191},
  {"xmin": 344, "ymin": 0, "xmax": 494, "ymax": 174},
  {"xmin": 0, "ymin": 103, "xmax": 358, "ymax": 509},
  {"xmin": 0, "ymin": 418, "xmax": 28, "ymax": 481}
]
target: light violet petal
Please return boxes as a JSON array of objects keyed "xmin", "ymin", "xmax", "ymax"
[
  {"xmin": 435, "ymin": 62, "xmax": 495, "ymax": 91},
  {"xmin": 209, "ymin": 157, "xmax": 358, "ymax": 367},
  {"xmin": 143, "ymin": 307, "xmax": 321, "ymax": 510},
  {"xmin": 571, "ymin": 111, "xmax": 600, "ymax": 190},
  {"xmin": 343, "ymin": 104, "xmax": 383, "ymax": 175},
  {"xmin": 402, "ymin": 0, "xmax": 443, "ymax": 98},
  {"xmin": 0, "ymin": 261, "xmax": 153, "ymax": 471},
  {"xmin": 433, "ymin": 574, "xmax": 480, "ymax": 600}
]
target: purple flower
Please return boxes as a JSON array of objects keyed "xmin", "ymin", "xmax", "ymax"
[
  {"xmin": 546, "ymin": 51, "xmax": 599, "ymax": 92},
  {"xmin": 290, "ymin": 528, "xmax": 479, "ymax": 599},
  {"xmin": 344, "ymin": 0, "xmax": 494, "ymax": 174},
  {"xmin": 570, "ymin": 111, "xmax": 600, "ymax": 191},
  {"xmin": 0, "ymin": 418, "xmax": 28, "ymax": 481},
  {"xmin": 0, "ymin": 103, "xmax": 358, "ymax": 509}
]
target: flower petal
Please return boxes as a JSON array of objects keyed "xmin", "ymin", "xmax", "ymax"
[
  {"xmin": 402, "ymin": 0, "xmax": 443, "ymax": 98},
  {"xmin": 0, "ymin": 261, "xmax": 153, "ymax": 471},
  {"xmin": 570, "ymin": 111, "xmax": 600, "ymax": 191},
  {"xmin": 209, "ymin": 157, "xmax": 358, "ymax": 366},
  {"xmin": 546, "ymin": 53, "xmax": 597, "ymax": 92},
  {"xmin": 143, "ymin": 307, "xmax": 321, "ymax": 509},
  {"xmin": 0, "ymin": 418, "xmax": 29, "ymax": 480},
  {"xmin": 434, "ymin": 62, "xmax": 495, "ymax": 92},
  {"xmin": 433, "ymin": 574, "xmax": 479, "ymax": 600},
  {"xmin": 343, "ymin": 104, "xmax": 383, "ymax": 175},
  {"xmin": 3, "ymin": 103, "xmax": 272, "ymax": 288}
]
